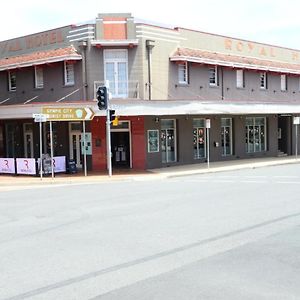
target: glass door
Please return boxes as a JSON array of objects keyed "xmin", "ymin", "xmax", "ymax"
[
  {"xmin": 161, "ymin": 119, "xmax": 176, "ymax": 163},
  {"xmin": 23, "ymin": 123, "xmax": 34, "ymax": 158},
  {"xmin": 69, "ymin": 122, "xmax": 82, "ymax": 168},
  {"xmin": 104, "ymin": 50, "xmax": 128, "ymax": 98}
]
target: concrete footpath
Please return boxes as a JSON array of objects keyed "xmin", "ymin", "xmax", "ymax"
[{"xmin": 0, "ymin": 156, "xmax": 300, "ymax": 188}]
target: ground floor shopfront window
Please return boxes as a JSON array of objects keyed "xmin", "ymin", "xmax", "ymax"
[
  {"xmin": 193, "ymin": 119, "xmax": 206, "ymax": 159},
  {"xmin": 221, "ymin": 118, "xmax": 233, "ymax": 156},
  {"xmin": 161, "ymin": 119, "xmax": 176, "ymax": 163},
  {"xmin": 245, "ymin": 117, "xmax": 266, "ymax": 153}
]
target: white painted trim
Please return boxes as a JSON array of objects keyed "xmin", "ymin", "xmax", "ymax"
[
  {"xmin": 103, "ymin": 20, "xmax": 127, "ymax": 24},
  {"xmin": 64, "ymin": 61, "xmax": 75, "ymax": 86},
  {"xmin": 136, "ymin": 35, "xmax": 181, "ymax": 44},
  {"xmin": 8, "ymin": 71, "xmax": 16, "ymax": 91},
  {"xmin": 67, "ymin": 31, "xmax": 95, "ymax": 38},
  {"xmin": 68, "ymin": 26, "xmax": 94, "ymax": 34},
  {"xmin": 0, "ymin": 98, "xmax": 10, "ymax": 105},
  {"xmin": 136, "ymin": 25, "xmax": 179, "ymax": 35},
  {"xmin": 69, "ymin": 36, "xmax": 94, "ymax": 42},
  {"xmin": 34, "ymin": 66, "xmax": 44, "ymax": 89},
  {"xmin": 91, "ymin": 39, "xmax": 138, "ymax": 46},
  {"xmin": 136, "ymin": 30, "xmax": 186, "ymax": 40}
]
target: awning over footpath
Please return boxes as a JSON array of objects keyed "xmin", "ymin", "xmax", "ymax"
[
  {"xmin": 0, "ymin": 45, "xmax": 82, "ymax": 71},
  {"xmin": 1, "ymin": 100, "xmax": 300, "ymax": 120},
  {"xmin": 170, "ymin": 48, "xmax": 300, "ymax": 75}
]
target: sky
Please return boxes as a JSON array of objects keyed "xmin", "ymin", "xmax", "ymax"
[{"xmin": 1, "ymin": 0, "xmax": 300, "ymax": 49}]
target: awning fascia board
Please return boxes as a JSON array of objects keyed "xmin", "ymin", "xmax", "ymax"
[
  {"xmin": 1, "ymin": 100, "xmax": 300, "ymax": 120},
  {"xmin": 170, "ymin": 56, "xmax": 300, "ymax": 75},
  {"xmin": 0, "ymin": 55, "xmax": 82, "ymax": 71}
]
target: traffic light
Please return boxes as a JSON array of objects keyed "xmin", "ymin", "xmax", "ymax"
[
  {"xmin": 109, "ymin": 110, "xmax": 119, "ymax": 126},
  {"xmin": 96, "ymin": 86, "xmax": 107, "ymax": 110},
  {"xmin": 109, "ymin": 110, "xmax": 116, "ymax": 121}
]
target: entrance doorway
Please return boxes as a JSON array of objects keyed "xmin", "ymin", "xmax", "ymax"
[
  {"xmin": 111, "ymin": 132, "xmax": 130, "ymax": 168},
  {"xmin": 69, "ymin": 122, "xmax": 82, "ymax": 168},
  {"xmin": 23, "ymin": 123, "xmax": 34, "ymax": 158},
  {"xmin": 110, "ymin": 121, "xmax": 131, "ymax": 168},
  {"xmin": 278, "ymin": 116, "xmax": 292, "ymax": 155}
]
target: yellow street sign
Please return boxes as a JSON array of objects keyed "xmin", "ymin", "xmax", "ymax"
[{"xmin": 41, "ymin": 107, "xmax": 94, "ymax": 121}]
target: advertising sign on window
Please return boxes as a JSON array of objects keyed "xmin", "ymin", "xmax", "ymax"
[
  {"xmin": 53, "ymin": 156, "xmax": 66, "ymax": 173},
  {"xmin": 0, "ymin": 158, "xmax": 15, "ymax": 174},
  {"xmin": 147, "ymin": 130, "xmax": 159, "ymax": 153}
]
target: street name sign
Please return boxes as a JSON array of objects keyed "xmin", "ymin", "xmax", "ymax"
[
  {"xmin": 33, "ymin": 113, "xmax": 48, "ymax": 122},
  {"xmin": 41, "ymin": 107, "xmax": 94, "ymax": 121}
]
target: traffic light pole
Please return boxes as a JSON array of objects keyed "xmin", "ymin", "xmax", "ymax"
[{"xmin": 106, "ymin": 109, "xmax": 112, "ymax": 177}]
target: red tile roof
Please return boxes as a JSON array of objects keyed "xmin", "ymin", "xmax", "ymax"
[
  {"xmin": 0, "ymin": 46, "xmax": 82, "ymax": 71},
  {"xmin": 171, "ymin": 48, "xmax": 300, "ymax": 75}
]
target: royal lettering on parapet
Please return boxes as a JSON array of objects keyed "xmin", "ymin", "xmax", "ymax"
[{"xmin": 224, "ymin": 38, "xmax": 276, "ymax": 58}]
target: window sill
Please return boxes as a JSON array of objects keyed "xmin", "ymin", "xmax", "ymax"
[
  {"xmin": 175, "ymin": 83, "xmax": 189, "ymax": 87},
  {"xmin": 209, "ymin": 84, "xmax": 219, "ymax": 88},
  {"xmin": 64, "ymin": 83, "xmax": 75, "ymax": 87}
]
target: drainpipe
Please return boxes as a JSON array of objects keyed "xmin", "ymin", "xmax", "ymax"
[
  {"xmin": 146, "ymin": 40, "xmax": 155, "ymax": 100},
  {"xmin": 79, "ymin": 41, "xmax": 88, "ymax": 101},
  {"xmin": 221, "ymin": 66, "xmax": 224, "ymax": 100}
]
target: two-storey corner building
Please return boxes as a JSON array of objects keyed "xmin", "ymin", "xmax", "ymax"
[{"xmin": 1, "ymin": 13, "xmax": 300, "ymax": 173}]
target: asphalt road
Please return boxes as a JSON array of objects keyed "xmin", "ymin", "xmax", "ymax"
[{"xmin": 1, "ymin": 164, "xmax": 300, "ymax": 299}]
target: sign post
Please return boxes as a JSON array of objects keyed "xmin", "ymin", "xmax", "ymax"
[
  {"xmin": 33, "ymin": 113, "xmax": 48, "ymax": 180},
  {"xmin": 49, "ymin": 121, "xmax": 54, "ymax": 179},
  {"xmin": 106, "ymin": 109, "xmax": 112, "ymax": 177},
  {"xmin": 293, "ymin": 116, "xmax": 300, "ymax": 160},
  {"xmin": 206, "ymin": 119, "xmax": 211, "ymax": 169},
  {"xmin": 83, "ymin": 121, "xmax": 87, "ymax": 177}
]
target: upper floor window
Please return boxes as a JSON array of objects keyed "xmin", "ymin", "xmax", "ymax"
[
  {"xmin": 8, "ymin": 71, "xmax": 16, "ymax": 91},
  {"xmin": 209, "ymin": 66, "xmax": 218, "ymax": 86},
  {"xmin": 64, "ymin": 61, "xmax": 74, "ymax": 86},
  {"xmin": 280, "ymin": 74, "xmax": 287, "ymax": 91},
  {"xmin": 236, "ymin": 69, "xmax": 244, "ymax": 88},
  {"xmin": 35, "ymin": 66, "xmax": 44, "ymax": 89},
  {"xmin": 260, "ymin": 72, "xmax": 267, "ymax": 89},
  {"xmin": 178, "ymin": 62, "xmax": 188, "ymax": 84}
]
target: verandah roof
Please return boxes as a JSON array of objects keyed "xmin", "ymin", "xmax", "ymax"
[
  {"xmin": 0, "ymin": 46, "xmax": 82, "ymax": 71},
  {"xmin": 170, "ymin": 47, "xmax": 300, "ymax": 75}
]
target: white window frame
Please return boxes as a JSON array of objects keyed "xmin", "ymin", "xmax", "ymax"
[
  {"xmin": 221, "ymin": 118, "xmax": 233, "ymax": 156},
  {"xmin": 64, "ymin": 61, "xmax": 75, "ymax": 86},
  {"xmin": 260, "ymin": 72, "xmax": 267, "ymax": 89},
  {"xmin": 178, "ymin": 62, "xmax": 188, "ymax": 84},
  {"xmin": 8, "ymin": 71, "xmax": 16, "ymax": 91},
  {"xmin": 34, "ymin": 66, "xmax": 44, "ymax": 89},
  {"xmin": 245, "ymin": 117, "xmax": 267, "ymax": 153},
  {"xmin": 280, "ymin": 74, "xmax": 287, "ymax": 91},
  {"xmin": 193, "ymin": 118, "xmax": 206, "ymax": 159},
  {"xmin": 209, "ymin": 66, "xmax": 218, "ymax": 86},
  {"xmin": 104, "ymin": 49, "xmax": 128, "ymax": 98},
  {"xmin": 236, "ymin": 69, "xmax": 244, "ymax": 88},
  {"xmin": 161, "ymin": 119, "xmax": 177, "ymax": 163}
]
